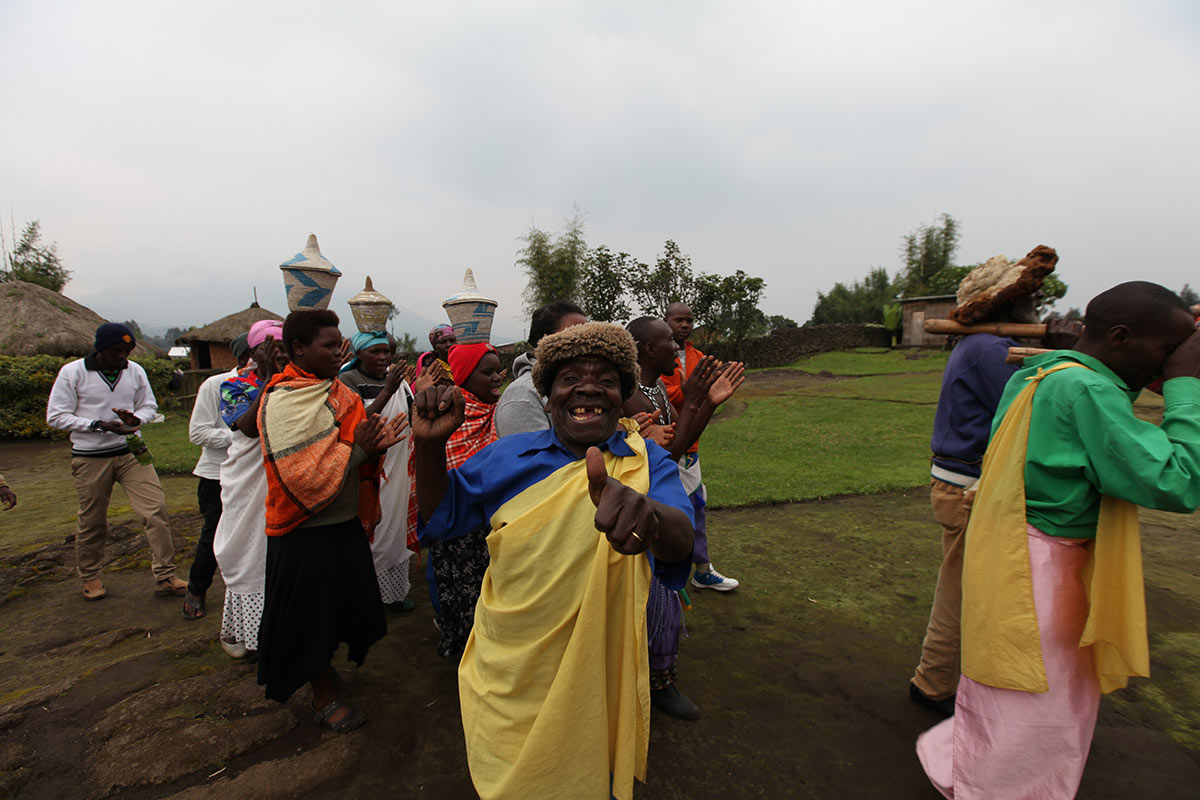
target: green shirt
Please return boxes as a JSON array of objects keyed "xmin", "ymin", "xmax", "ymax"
[{"xmin": 991, "ymin": 351, "xmax": 1200, "ymax": 538}]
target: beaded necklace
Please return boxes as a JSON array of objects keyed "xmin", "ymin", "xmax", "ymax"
[{"xmin": 638, "ymin": 381, "xmax": 674, "ymax": 425}]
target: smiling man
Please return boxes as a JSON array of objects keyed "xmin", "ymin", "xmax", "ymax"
[{"xmin": 414, "ymin": 322, "xmax": 695, "ymax": 800}]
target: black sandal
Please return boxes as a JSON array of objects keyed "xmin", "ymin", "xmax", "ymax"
[
  {"xmin": 312, "ymin": 699, "xmax": 366, "ymax": 733},
  {"xmin": 181, "ymin": 592, "xmax": 206, "ymax": 621}
]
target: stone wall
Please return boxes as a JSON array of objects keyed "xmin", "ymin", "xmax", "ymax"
[{"xmin": 702, "ymin": 324, "xmax": 892, "ymax": 368}]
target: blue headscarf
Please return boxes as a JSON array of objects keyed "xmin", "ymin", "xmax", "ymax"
[{"xmin": 340, "ymin": 331, "xmax": 392, "ymax": 374}]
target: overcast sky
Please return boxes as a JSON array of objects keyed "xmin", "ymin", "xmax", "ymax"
[{"xmin": 2, "ymin": 0, "xmax": 1197, "ymax": 342}]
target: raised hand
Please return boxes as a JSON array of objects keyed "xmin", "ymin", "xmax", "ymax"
[
  {"xmin": 586, "ymin": 446, "xmax": 659, "ymax": 555},
  {"xmin": 384, "ymin": 362, "xmax": 405, "ymax": 395},
  {"xmin": 412, "ymin": 385, "xmax": 466, "ymax": 442},
  {"xmin": 400, "ymin": 362, "xmax": 417, "ymax": 386},
  {"xmin": 256, "ymin": 337, "xmax": 284, "ymax": 381},
  {"xmin": 371, "ymin": 412, "xmax": 409, "ymax": 451},
  {"xmin": 354, "ymin": 414, "xmax": 389, "ymax": 457},
  {"xmin": 1042, "ymin": 318, "xmax": 1083, "ymax": 350},
  {"xmin": 338, "ymin": 338, "xmax": 353, "ymax": 367},
  {"xmin": 708, "ymin": 361, "xmax": 746, "ymax": 405},
  {"xmin": 428, "ymin": 360, "xmax": 454, "ymax": 386},
  {"xmin": 1164, "ymin": 329, "xmax": 1200, "ymax": 381},
  {"xmin": 681, "ymin": 355, "xmax": 721, "ymax": 406}
]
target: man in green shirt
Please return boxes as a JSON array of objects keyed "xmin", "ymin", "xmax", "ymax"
[{"xmin": 917, "ymin": 280, "xmax": 1200, "ymax": 799}]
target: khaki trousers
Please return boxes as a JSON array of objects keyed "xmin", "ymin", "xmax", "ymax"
[
  {"xmin": 912, "ymin": 478, "xmax": 971, "ymax": 700},
  {"xmin": 70, "ymin": 454, "xmax": 176, "ymax": 582}
]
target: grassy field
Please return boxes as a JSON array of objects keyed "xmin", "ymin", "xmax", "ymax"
[
  {"xmin": 139, "ymin": 414, "xmax": 198, "ymax": 475},
  {"xmin": 702, "ymin": 348, "xmax": 948, "ymax": 507},
  {"xmin": 1, "ymin": 347, "xmax": 1198, "ymax": 798}
]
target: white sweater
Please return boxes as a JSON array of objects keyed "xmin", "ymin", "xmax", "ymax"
[
  {"xmin": 189, "ymin": 369, "xmax": 237, "ymax": 480},
  {"xmin": 46, "ymin": 356, "xmax": 158, "ymax": 456}
]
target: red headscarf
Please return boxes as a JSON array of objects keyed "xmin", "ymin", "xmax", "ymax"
[{"xmin": 448, "ymin": 342, "xmax": 496, "ymax": 386}]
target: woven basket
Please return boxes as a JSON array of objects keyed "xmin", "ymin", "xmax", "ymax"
[
  {"xmin": 279, "ymin": 234, "xmax": 342, "ymax": 311},
  {"xmin": 442, "ymin": 269, "xmax": 497, "ymax": 344},
  {"xmin": 348, "ymin": 276, "xmax": 393, "ymax": 333}
]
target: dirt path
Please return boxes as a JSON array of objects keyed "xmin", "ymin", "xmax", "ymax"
[{"xmin": 2, "ymin": 446, "xmax": 1198, "ymax": 799}]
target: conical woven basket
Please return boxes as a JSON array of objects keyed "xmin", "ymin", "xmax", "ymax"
[
  {"xmin": 348, "ymin": 276, "xmax": 393, "ymax": 333},
  {"xmin": 280, "ymin": 234, "xmax": 342, "ymax": 311},
  {"xmin": 442, "ymin": 269, "xmax": 497, "ymax": 344}
]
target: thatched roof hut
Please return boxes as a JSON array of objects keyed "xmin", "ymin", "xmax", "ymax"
[
  {"xmin": 177, "ymin": 303, "xmax": 284, "ymax": 370},
  {"xmin": 0, "ymin": 280, "xmax": 164, "ymax": 359}
]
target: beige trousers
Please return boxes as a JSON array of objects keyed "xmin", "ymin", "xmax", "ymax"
[
  {"xmin": 70, "ymin": 454, "xmax": 176, "ymax": 582},
  {"xmin": 912, "ymin": 477, "xmax": 971, "ymax": 700}
]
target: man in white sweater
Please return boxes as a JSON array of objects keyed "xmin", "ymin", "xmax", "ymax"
[
  {"xmin": 46, "ymin": 323, "xmax": 183, "ymax": 601},
  {"xmin": 181, "ymin": 333, "xmax": 251, "ymax": 620}
]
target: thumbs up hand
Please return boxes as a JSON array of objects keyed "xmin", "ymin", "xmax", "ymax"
[{"xmin": 586, "ymin": 446, "xmax": 658, "ymax": 555}]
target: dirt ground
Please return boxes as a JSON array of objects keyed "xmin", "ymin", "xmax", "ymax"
[{"xmin": 2, "ymin": 439, "xmax": 1198, "ymax": 799}]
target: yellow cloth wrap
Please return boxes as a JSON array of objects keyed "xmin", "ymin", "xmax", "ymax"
[
  {"xmin": 458, "ymin": 420, "xmax": 652, "ymax": 800},
  {"xmin": 961, "ymin": 362, "xmax": 1149, "ymax": 694}
]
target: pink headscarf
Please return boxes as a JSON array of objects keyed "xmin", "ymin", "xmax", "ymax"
[{"xmin": 248, "ymin": 320, "xmax": 284, "ymax": 349}]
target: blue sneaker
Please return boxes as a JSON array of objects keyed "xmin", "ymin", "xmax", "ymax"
[{"xmin": 690, "ymin": 565, "xmax": 739, "ymax": 591}]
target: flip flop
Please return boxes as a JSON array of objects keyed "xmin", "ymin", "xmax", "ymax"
[
  {"xmin": 312, "ymin": 699, "xmax": 367, "ymax": 733},
  {"xmin": 181, "ymin": 592, "xmax": 206, "ymax": 620}
]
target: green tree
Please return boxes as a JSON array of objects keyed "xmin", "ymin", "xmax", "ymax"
[
  {"xmin": 516, "ymin": 210, "xmax": 587, "ymax": 315},
  {"xmin": 693, "ymin": 270, "xmax": 767, "ymax": 359},
  {"xmin": 1180, "ymin": 284, "xmax": 1199, "ymax": 306},
  {"xmin": 926, "ymin": 264, "xmax": 972, "ymax": 295},
  {"xmin": 578, "ymin": 245, "xmax": 634, "ymax": 322},
  {"xmin": 764, "ymin": 314, "xmax": 798, "ymax": 330},
  {"xmin": 395, "ymin": 332, "xmax": 419, "ymax": 354},
  {"xmin": 625, "ymin": 240, "xmax": 697, "ymax": 317},
  {"xmin": 810, "ymin": 267, "xmax": 897, "ymax": 325},
  {"xmin": 1, "ymin": 220, "xmax": 72, "ymax": 292},
  {"xmin": 1038, "ymin": 274, "xmax": 1068, "ymax": 314},
  {"xmin": 899, "ymin": 214, "xmax": 960, "ymax": 296}
]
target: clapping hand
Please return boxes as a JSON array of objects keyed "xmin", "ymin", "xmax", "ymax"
[
  {"xmin": 412, "ymin": 360, "xmax": 453, "ymax": 394},
  {"xmin": 586, "ymin": 446, "xmax": 659, "ymax": 555},
  {"xmin": 708, "ymin": 361, "xmax": 746, "ymax": 405},
  {"xmin": 681, "ymin": 355, "xmax": 721, "ymax": 406},
  {"xmin": 0, "ymin": 486, "xmax": 15, "ymax": 511}
]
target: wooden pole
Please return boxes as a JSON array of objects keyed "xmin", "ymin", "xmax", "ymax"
[
  {"xmin": 924, "ymin": 319, "xmax": 1047, "ymax": 337},
  {"xmin": 1006, "ymin": 346, "xmax": 1051, "ymax": 364}
]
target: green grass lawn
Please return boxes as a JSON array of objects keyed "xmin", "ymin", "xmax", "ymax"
[
  {"xmin": 140, "ymin": 414, "xmax": 200, "ymax": 475},
  {"xmin": 787, "ymin": 347, "xmax": 949, "ymax": 375},
  {"xmin": 701, "ymin": 394, "xmax": 934, "ymax": 507}
]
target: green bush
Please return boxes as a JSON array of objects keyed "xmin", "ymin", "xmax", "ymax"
[{"xmin": 0, "ymin": 355, "xmax": 179, "ymax": 438}]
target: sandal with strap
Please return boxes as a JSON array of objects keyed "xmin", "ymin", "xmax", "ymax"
[
  {"xmin": 82, "ymin": 578, "xmax": 106, "ymax": 601},
  {"xmin": 181, "ymin": 592, "xmax": 206, "ymax": 620},
  {"xmin": 312, "ymin": 699, "xmax": 367, "ymax": 733}
]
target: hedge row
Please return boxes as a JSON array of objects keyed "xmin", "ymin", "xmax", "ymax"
[{"xmin": 0, "ymin": 355, "xmax": 178, "ymax": 438}]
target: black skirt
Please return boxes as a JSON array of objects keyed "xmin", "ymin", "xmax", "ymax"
[{"xmin": 257, "ymin": 518, "xmax": 387, "ymax": 703}]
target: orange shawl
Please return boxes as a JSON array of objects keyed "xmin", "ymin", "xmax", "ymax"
[{"xmin": 258, "ymin": 363, "xmax": 382, "ymax": 537}]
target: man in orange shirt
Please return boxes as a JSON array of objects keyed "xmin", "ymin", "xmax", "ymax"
[{"xmin": 661, "ymin": 302, "xmax": 739, "ymax": 591}]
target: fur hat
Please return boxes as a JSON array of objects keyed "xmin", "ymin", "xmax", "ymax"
[
  {"xmin": 532, "ymin": 322, "xmax": 639, "ymax": 399},
  {"xmin": 949, "ymin": 245, "xmax": 1058, "ymax": 324}
]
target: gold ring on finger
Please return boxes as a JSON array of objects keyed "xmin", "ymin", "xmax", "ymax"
[{"xmin": 630, "ymin": 531, "xmax": 643, "ymax": 542}]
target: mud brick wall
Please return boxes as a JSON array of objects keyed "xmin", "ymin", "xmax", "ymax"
[{"xmin": 703, "ymin": 324, "xmax": 891, "ymax": 368}]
